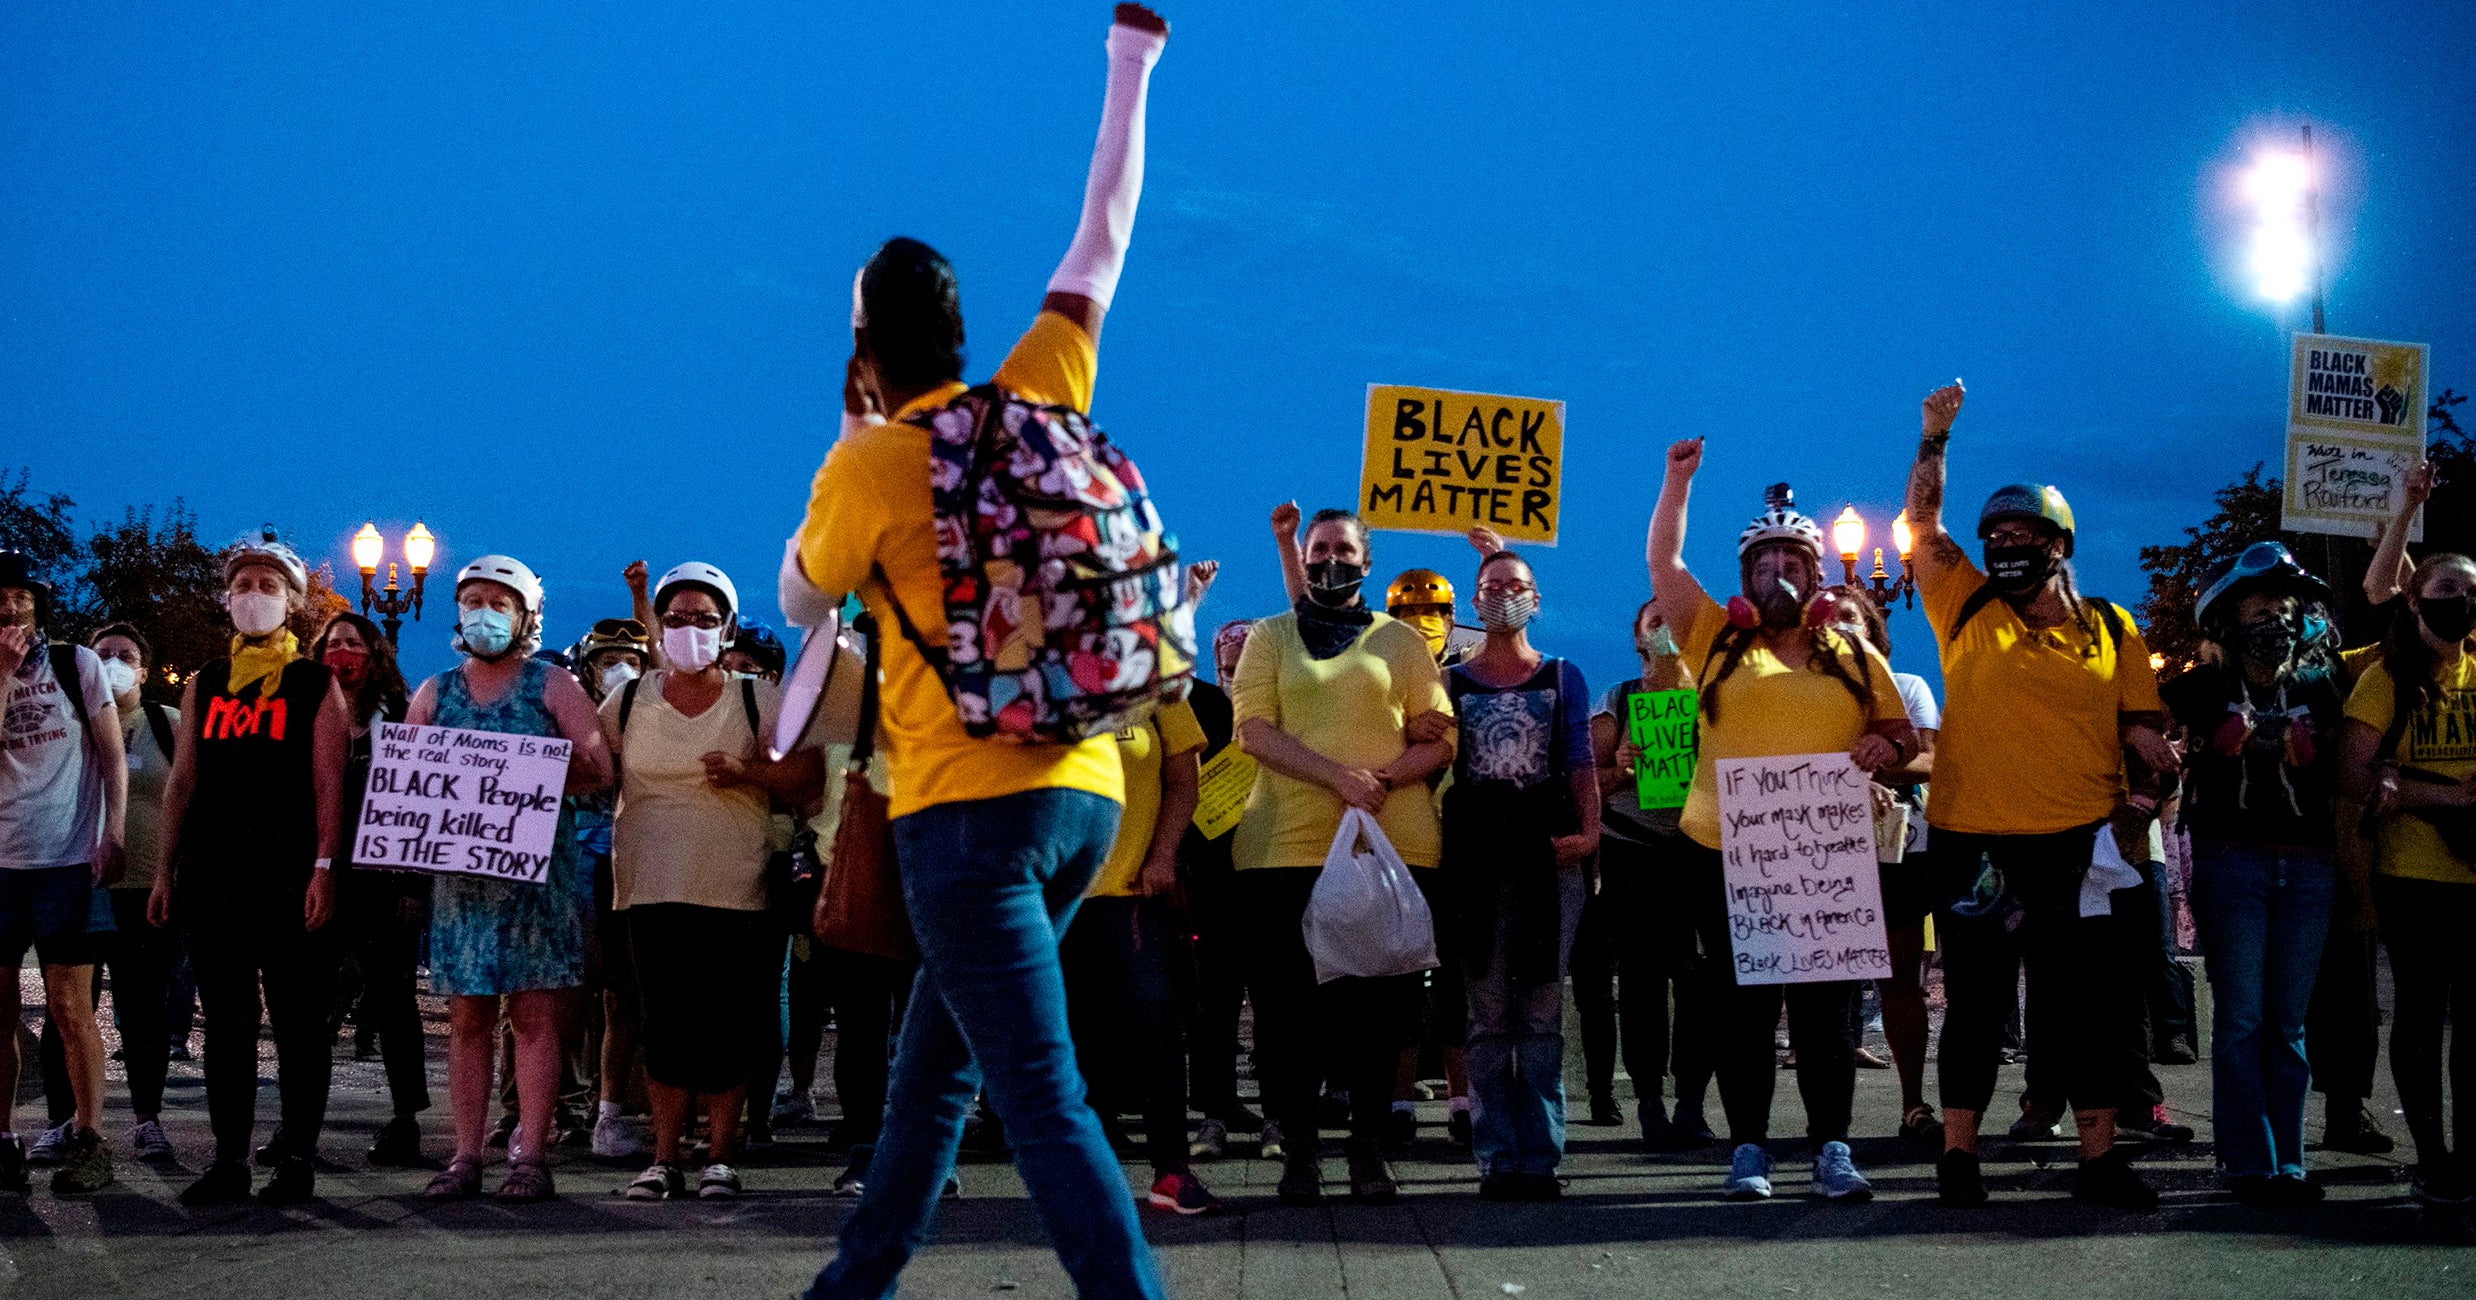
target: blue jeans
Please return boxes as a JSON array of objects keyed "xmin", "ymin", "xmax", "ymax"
[
  {"xmin": 805, "ymin": 788, "xmax": 1161, "ymax": 1300},
  {"xmin": 1464, "ymin": 869, "xmax": 1585, "ymax": 1178},
  {"xmin": 2189, "ymin": 841, "xmax": 2333, "ymax": 1180}
]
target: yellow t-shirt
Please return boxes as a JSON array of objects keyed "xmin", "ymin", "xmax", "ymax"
[
  {"xmin": 792, "ymin": 311, "xmax": 1122, "ymax": 819},
  {"xmin": 1089, "ymin": 699, "xmax": 1208, "ymax": 898},
  {"xmin": 1229, "ymin": 611, "xmax": 1453, "ymax": 871},
  {"xmin": 2344, "ymin": 656, "xmax": 2476, "ymax": 883},
  {"xmin": 1919, "ymin": 558, "xmax": 2163, "ymax": 836},
  {"xmin": 1677, "ymin": 595, "xmax": 1907, "ymax": 850}
]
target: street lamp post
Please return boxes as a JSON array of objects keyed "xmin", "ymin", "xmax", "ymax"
[
  {"xmin": 353, "ymin": 521, "xmax": 436, "ymax": 646},
  {"xmin": 1830, "ymin": 504, "xmax": 1917, "ymax": 609}
]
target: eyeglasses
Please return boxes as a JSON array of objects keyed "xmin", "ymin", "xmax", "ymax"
[
  {"xmin": 1982, "ymin": 526, "xmax": 2050, "ymax": 547},
  {"xmin": 660, "ymin": 612, "xmax": 725, "ymax": 631}
]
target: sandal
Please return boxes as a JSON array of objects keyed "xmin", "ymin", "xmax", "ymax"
[
  {"xmin": 495, "ymin": 1156, "xmax": 557, "ymax": 1203},
  {"xmin": 422, "ymin": 1155, "xmax": 485, "ymax": 1201}
]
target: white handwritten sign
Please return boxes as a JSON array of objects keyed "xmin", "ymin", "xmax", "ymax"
[
  {"xmin": 2281, "ymin": 334, "xmax": 2428, "ymax": 540},
  {"xmin": 354, "ymin": 722, "xmax": 570, "ymax": 884},
  {"xmin": 1715, "ymin": 752, "xmax": 1890, "ymax": 985}
]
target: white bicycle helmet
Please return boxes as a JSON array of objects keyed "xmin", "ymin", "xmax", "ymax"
[
  {"xmin": 1736, "ymin": 507, "xmax": 1826, "ymax": 561},
  {"xmin": 655, "ymin": 561, "xmax": 739, "ymax": 621},
  {"xmin": 223, "ymin": 533, "xmax": 309, "ymax": 593},
  {"xmin": 455, "ymin": 554, "xmax": 544, "ymax": 614}
]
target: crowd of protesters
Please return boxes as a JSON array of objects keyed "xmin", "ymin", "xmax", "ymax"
[{"xmin": 0, "ymin": 6, "xmax": 2466, "ymax": 1299}]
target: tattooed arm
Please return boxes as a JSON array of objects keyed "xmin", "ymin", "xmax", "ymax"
[{"xmin": 1904, "ymin": 382, "xmax": 1968, "ymax": 582}]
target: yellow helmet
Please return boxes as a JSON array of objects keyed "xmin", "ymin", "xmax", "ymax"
[{"xmin": 1385, "ymin": 568, "xmax": 1455, "ymax": 614}]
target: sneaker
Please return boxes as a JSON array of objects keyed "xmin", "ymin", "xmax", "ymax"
[
  {"xmin": 179, "ymin": 1159, "xmax": 254, "ymax": 1207},
  {"xmin": 696, "ymin": 1163, "xmax": 742, "ymax": 1200},
  {"xmin": 1258, "ymin": 1119, "xmax": 1286, "ymax": 1162},
  {"xmin": 132, "ymin": 1119, "xmax": 177, "ymax": 1163},
  {"xmin": 623, "ymin": 1162, "xmax": 686, "ymax": 1201},
  {"xmin": 1671, "ymin": 1105, "xmax": 1716, "ymax": 1148},
  {"xmin": 48, "ymin": 1128, "xmax": 115, "ymax": 1196},
  {"xmin": 592, "ymin": 1113, "xmax": 649, "ymax": 1160},
  {"xmin": 2320, "ymin": 1100, "xmax": 2396, "ymax": 1155},
  {"xmin": 2071, "ymin": 1149, "xmax": 2159, "ymax": 1211},
  {"xmin": 1147, "ymin": 1170, "xmax": 1221, "ymax": 1216},
  {"xmin": 770, "ymin": 1091, "xmax": 816, "ymax": 1126},
  {"xmin": 367, "ymin": 1115, "xmax": 424, "ymax": 1167},
  {"xmin": 1936, "ymin": 1148, "xmax": 1988, "ymax": 1207},
  {"xmin": 1588, "ymin": 1094, "xmax": 1624, "ymax": 1126},
  {"xmin": 1345, "ymin": 1137, "xmax": 1397, "ymax": 1203},
  {"xmin": 0, "ymin": 1135, "xmax": 27, "ymax": 1194},
  {"xmin": 26, "ymin": 1121, "xmax": 70, "ymax": 1166},
  {"xmin": 1516, "ymin": 1171, "xmax": 1563, "ymax": 1201},
  {"xmin": 1478, "ymin": 1171, "xmax": 1523, "ymax": 1201},
  {"xmin": 254, "ymin": 1126, "xmax": 291, "ymax": 1169},
  {"xmin": 1638, "ymin": 1102, "xmax": 1684, "ymax": 1153},
  {"xmin": 1811, "ymin": 1140, "xmax": 1873, "ymax": 1202},
  {"xmin": 2408, "ymin": 1164, "xmax": 2472, "ymax": 1207},
  {"xmin": 1899, "ymin": 1105, "xmax": 1945, "ymax": 1147},
  {"xmin": 1384, "ymin": 1104, "xmax": 1418, "ymax": 1150},
  {"xmin": 1190, "ymin": 1117, "xmax": 1230, "ymax": 1162},
  {"xmin": 830, "ymin": 1146, "xmax": 872, "ymax": 1197},
  {"xmin": 2116, "ymin": 1104, "xmax": 2195, "ymax": 1144},
  {"xmin": 256, "ymin": 1155, "xmax": 315, "ymax": 1205},
  {"xmin": 1447, "ymin": 1107, "xmax": 1472, "ymax": 1147},
  {"xmin": 2008, "ymin": 1098, "xmax": 2062, "ymax": 1141},
  {"xmin": 1276, "ymin": 1151, "xmax": 1324, "ymax": 1207},
  {"xmin": 1724, "ymin": 1143, "xmax": 1774, "ymax": 1201}
]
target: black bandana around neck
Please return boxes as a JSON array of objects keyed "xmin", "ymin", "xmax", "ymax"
[{"xmin": 1294, "ymin": 596, "xmax": 1375, "ymax": 661}]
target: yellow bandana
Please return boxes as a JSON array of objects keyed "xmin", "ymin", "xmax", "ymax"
[{"xmin": 228, "ymin": 630, "xmax": 300, "ymax": 701}]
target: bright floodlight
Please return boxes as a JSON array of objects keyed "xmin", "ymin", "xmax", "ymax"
[
  {"xmin": 351, "ymin": 522, "xmax": 383, "ymax": 574},
  {"xmin": 1890, "ymin": 510, "xmax": 1914, "ymax": 562},
  {"xmin": 2242, "ymin": 148, "xmax": 2314, "ymax": 304},
  {"xmin": 404, "ymin": 521, "xmax": 437, "ymax": 573},
  {"xmin": 1831, "ymin": 506, "xmax": 1865, "ymax": 563}
]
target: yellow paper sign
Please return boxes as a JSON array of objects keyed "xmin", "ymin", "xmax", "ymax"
[
  {"xmin": 1360, "ymin": 385, "xmax": 1564, "ymax": 546},
  {"xmin": 2281, "ymin": 334, "xmax": 2429, "ymax": 540},
  {"xmin": 1191, "ymin": 746, "xmax": 1257, "ymax": 841}
]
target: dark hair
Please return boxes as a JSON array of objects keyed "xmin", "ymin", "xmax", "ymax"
[
  {"xmin": 1823, "ymin": 586, "xmax": 1891, "ymax": 657},
  {"xmin": 311, "ymin": 611, "xmax": 410, "ymax": 725},
  {"xmin": 2383, "ymin": 552, "xmax": 2476, "ymax": 732},
  {"xmin": 1476, "ymin": 549, "xmax": 1528, "ymax": 582},
  {"xmin": 1305, "ymin": 508, "xmax": 1371, "ymax": 559},
  {"xmin": 88, "ymin": 622, "xmax": 152, "ymax": 665},
  {"xmin": 655, "ymin": 581, "xmax": 732, "ymax": 619},
  {"xmin": 857, "ymin": 237, "xmax": 965, "ymax": 391}
]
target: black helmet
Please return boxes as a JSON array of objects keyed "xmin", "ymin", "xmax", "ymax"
[
  {"xmin": 0, "ymin": 550, "xmax": 53, "ymax": 628},
  {"xmin": 730, "ymin": 620, "xmax": 788, "ymax": 679}
]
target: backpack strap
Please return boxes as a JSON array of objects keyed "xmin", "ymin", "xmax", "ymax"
[
  {"xmin": 618, "ymin": 676, "xmax": 641, "ymax": 736},
  {"xmin": 143, "ymin": 701, "xmax": 176, "ymax": 760},
  {"xmin": 850, "ymin": 613, "xmax": 883, "ymax": 769},
  {"xmin": 48, "ymin": 644, "xmax": 87, "ymax": 724},
  {"xmin": 740, "ymin": 675, "xmax": 761, "ymax": 747},
  {"xmin": 1954, "ymin": 582, "xmax": 2125, "ymax": 653}
]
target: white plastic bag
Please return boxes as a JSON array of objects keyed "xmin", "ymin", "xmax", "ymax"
[{"xmin": 1304, "ymin": 807, "xmax": 1440, "ymax": 984}]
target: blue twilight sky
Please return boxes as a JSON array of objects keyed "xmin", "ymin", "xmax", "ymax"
[{"xmin": 5, "ymin": 1, "xmax": 2472, "ymax": 692}]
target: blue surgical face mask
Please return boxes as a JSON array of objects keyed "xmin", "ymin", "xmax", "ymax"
[{"xmin": 458, "ymin": 607, "xmax": 516, "ymax": 658}]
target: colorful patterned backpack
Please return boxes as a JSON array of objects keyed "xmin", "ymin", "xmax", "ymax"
[{"xmin": 883, "ymin": 384, "xmax": 1195, "ymax": 743}]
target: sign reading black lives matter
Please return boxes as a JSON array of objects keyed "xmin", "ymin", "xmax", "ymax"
[
  {"xmin": 354, "ymin": 722, "xmax": 570, "ymax": 884},
  {"xmin": 2281, "ymin": 333, "xmax": 2429, "ymax": 541},
  {"xmin": 1714, "ymin": 752, "xmax": 1890, "ymax": 985}
]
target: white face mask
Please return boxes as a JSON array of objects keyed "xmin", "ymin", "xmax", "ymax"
[
  {"xmin": 664, "ymin": 624, "xmax": 724, "ymax": 672},
  {"xmin": 99, "ymin": 658, "xmax": 141, "ymax": 698},
  {"xmin": 229, "ymin": 591, "xmax": 290, "ymax": 638},
  {"xmin": 598, "ymin": 661, "xmax": 640, "ymax": 695}
]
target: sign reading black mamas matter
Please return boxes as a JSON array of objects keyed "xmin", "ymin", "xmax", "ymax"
[{"xmin": 354, "ymin": 721, "xmax": 570, "ymax": 884}]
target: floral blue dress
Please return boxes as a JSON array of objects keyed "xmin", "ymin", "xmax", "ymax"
[{"xmin": 425, "ymin": 658, "xmax": 591, "ymax": 996}]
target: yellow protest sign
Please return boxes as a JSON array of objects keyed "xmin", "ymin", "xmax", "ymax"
[
  {"xmin": 1360, "ymin": 385, "xmax": 1564, "ymax": 546},
  {"xmin": 1191, "ymin": 746, "xmax": 1257, "ymax": 841},
  {"xmin": 2281, "ymin": 334, "xmax": 2429, "ymax": 540}
]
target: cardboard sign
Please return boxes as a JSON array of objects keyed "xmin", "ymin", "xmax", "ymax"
[
  {"xmin": 354, "ymin": 722, "xmax": 571, "ymax": 883},
  {"xmin": 1191, "ymin": 745, "xmax": 1258, "ymax": 841},
  {"xmin": 2281, "ymin": 334, "xmax": 2429, "ymax": 540},
  {"xmin": 1626, "ymin": 690, "xmax": 1697, "ymax": 811},
  {"xmin": 1360, "ymin": 385, "xmax": 1564, "ymax": 545},
  {"xmin": 1714, "ymin": 752, "xmax": 1891, "ymax": 985}
]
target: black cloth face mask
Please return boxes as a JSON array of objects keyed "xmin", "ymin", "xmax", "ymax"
[
  {"xmin": 2240, "ymin": 614, "xmax": 2298, "ymax": 668},
  {"xmin": 2419, "ymin": 593, "xmax": 2476, "ymax": 643},
  {"xmin": 1304, "ymin": 560, "xmax": 1368, "ymax": 609},
  {"xmin": 1983, "ymin": 543, "xmax": 2056, "ymax": 594}
]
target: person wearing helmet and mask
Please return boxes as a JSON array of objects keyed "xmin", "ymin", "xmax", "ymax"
[
  {"xmin": 147, "ymin": 536, "xmax": 351, "ymax": 1205},
  {"xmin": 1387, "ymin": 569, "xmax": 1473, "ymax": 668},
  {"xmin": 1647, "ymin": 447, "xmax": 1914, "ymax": 1204},
  {"xmin": 565, "ymin": 613, "xmax": 656, "ymax": 1160},
  {"xmin": 410, "ymin": 554, "xmax": 613, "ymax": 1204},
  {"xmin": 723, "ymin": 621, "xmax": 788, "ymax": 682},
  {"xmin": 305, "ymin": 612, "xmax": 433, "ymax": 1167},
  {"xmin": 1903, "ymin": 382, "xmax": 2174, "ymax": 1210},
  {"xmin": 2163, "ymin": 543, "xmax": 2344, "ymax": 1204},
  {"xmin": 2339, "ymin": 548, "xmax": 2476, "ymax": 1207},
  {"xmin": 0, "ymin": 551, "xmax": 129, "ymax": 1198},
  {"xmin": 599, "ymin": 563, "xmax": 820, "ymax": 1203}
]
